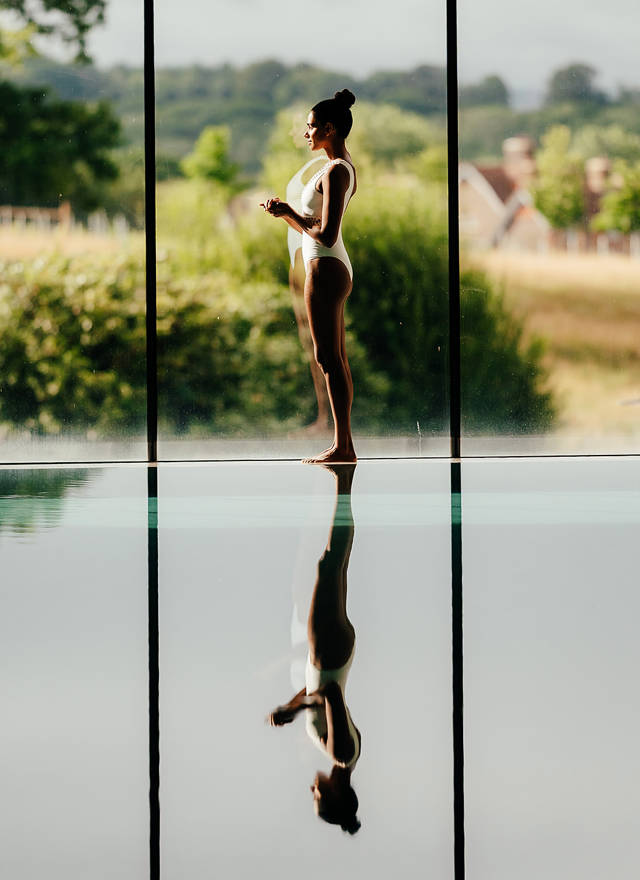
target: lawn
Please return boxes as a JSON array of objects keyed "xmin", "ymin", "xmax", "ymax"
[{"xmin": 466, "ymin": 250, "xmax": 640, "ymax": 444}]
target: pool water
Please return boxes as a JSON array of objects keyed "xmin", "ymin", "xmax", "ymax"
[{"xmin": 1, "ymin": 458, "xmax": 639, "ymax": 879}]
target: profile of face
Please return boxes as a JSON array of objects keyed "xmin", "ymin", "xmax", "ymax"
[
  {"xmin": 304, "ymin": 111, "xmax": 334, "ymax": 151},
  {"xmin": 310, "ymin": 769, "xmax": 360, "ymax": 834},
  {"xmin": 310, "ymin": 770, "xmax": 330, "ymax": 810}
]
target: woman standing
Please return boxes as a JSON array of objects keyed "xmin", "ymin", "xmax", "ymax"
[{"xmin": 261, "ymin": 89, "xmax": 357, "ymax": 464}]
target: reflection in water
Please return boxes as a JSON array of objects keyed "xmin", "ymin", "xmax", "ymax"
[
  {"xmin": 268, "ymin": 463, "xmax": 361, "ymax": 834},
  {"xmin": 286, "ymin": 156, "xmax": 331, "ymax": 434},
  {"xmin": 0, "ymin": 468, "xmax": 92, "ymax": 534}
]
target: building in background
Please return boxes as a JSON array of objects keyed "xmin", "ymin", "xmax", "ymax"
[{"xmin": 459, "ymin": 136, "xmax": 639, "ymax": 255}]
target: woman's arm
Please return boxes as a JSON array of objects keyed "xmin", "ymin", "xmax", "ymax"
[
  {"xmin": 260, "ymin": 199, "xmax": 319, "ymax": 235},
  {"xmin": 262, "ymin": 162, "xmax": 350, "ymax": 248},
  {"xmin": 321, "ymin": 680, "xmax": 357, "ymax": 766},
  {"xmin": 267, "ymin": 687, "xmax": 322, "ymax": 726}
]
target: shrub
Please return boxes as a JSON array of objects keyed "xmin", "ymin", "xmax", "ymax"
[
  {"xmin": 0, "ymin": 251, "xmax": 387, "ymax": 436},
  {"xmin": 0, "ymin": 173, "xmax": 553, "ymax": 439}
]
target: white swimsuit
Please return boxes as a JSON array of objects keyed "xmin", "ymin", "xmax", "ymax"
[
  {"xmin": 300, "ymin": 158, "xmax": 356, "ymax": 280},
  {"xmin": 305, "ymin": 646, "xmax": 361, "ymax": 769}
]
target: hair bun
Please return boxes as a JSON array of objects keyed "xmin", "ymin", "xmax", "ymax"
[{"xmin": 334, "ymin": 88, "xmax": 356, "ymax": 109}]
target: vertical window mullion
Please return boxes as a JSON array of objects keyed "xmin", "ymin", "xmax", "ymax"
[
  {"xmin": 447, "ymin": 0, "xmax": 461, "ymax": 459},
  {"xmin": 144, "ymin": 0, "xmax": 158, "ymax": 464}
]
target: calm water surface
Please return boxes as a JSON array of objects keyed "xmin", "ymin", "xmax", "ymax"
[{"xmin": 1, "ymin": 458, "xmax": 639, "ymax": 879}]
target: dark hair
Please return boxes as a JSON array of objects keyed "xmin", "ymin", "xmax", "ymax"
[
  {"xmin": 311, "ymin": 89, "xmax": 356, "ymax": 139},
  {"xmin": 317, "ymin": 783, "xmax": 361, "ymax": 835}
]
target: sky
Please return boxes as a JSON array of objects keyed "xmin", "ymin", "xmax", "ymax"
[{"xmin": 5, "ymin": 0, "xmax": 640, "ymax": 100}]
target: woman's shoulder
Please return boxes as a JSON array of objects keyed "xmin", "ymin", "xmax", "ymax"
[
  {"xmin": 330, "ymin": 158, "xmax": 355, "ymax": 172},
  {"xmin": 326, "ymin": 158, "xmax": 355, "ymax": 185}
]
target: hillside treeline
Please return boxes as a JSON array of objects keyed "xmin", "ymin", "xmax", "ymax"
[{"xmin": 6, "ymin": 56, "xmax": 640, "ymax": 171}]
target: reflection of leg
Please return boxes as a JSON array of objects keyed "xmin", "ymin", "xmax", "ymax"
[
  {"xmin": 339, "ymin": 309, "xmax": 354, "ymax": 429},
  {"xmin": 289, "ymin": 252, "xmax": 330, "ymax": 432},
  {"xmin": 308, "ymin": 463, "xmax": 356, "ymax": 669},
  {"xmin": 303, "ymin": 259, "xmax": 356, "ymax": 464},
  {"xmin": 328, "ymin": 465, "xmax": 355, "ymax": 612}
]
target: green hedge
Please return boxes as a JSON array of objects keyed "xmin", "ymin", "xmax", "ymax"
[{"xmin": 0, "ymin": 178, "xmax": 553, "ymax": 438}]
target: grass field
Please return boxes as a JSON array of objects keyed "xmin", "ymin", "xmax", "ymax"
[
  {"xmin": 0, "ymin": 226, "xmax": 143, "ymax": 260},
  {"xmin": 466, "ymin": 250, "xmax": 640, "ymax": 443}
]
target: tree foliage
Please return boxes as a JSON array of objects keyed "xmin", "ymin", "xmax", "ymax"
[
  {"xmin": 571, "ymin": 124, "xmax": 640, "ymax": 163},
  {"xmin": 0, "ymin": 80, "xmax": 121, "ymax": 211},
  {"xmin": 592, "ymin": 160, "xmax": 640, "ymax": 233},
  {"xmin": 531, "ymin": 125, "xmax": 585, "ymax": 228},
  {"xmin": 8, "ymin": 54, "xmax": 640, "ymax": 173},
  {"xmin": 180, "ymin": 125, "xmax": 240, "ymax": 186},
  {"xmin": 0, "ymin": 251, "xmax": 387, "ymax": 436},
  {"xmin": 460, "ymin": 75, "xmax": 510, "ymax": 108},
  {"xmin": 1, "ymin": 0, "xmax": 106, "ymax": 61},
  {"xmin": 0, "ymin": 159, "xmax": 554, "ymax": 439},
  {"xmin": 544, "ymin": 63, "xmax": 609, "ymax": 107}
]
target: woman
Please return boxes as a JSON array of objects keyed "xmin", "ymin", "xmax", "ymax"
[
  {"xmin": 284, "ymin": 155, "xmax": 331, "ymax": 435},
  {"xmin": 261, "ymin": 89, "xmax": 357, "ymax": 464},
  {"xmin": 268, "ymin": 462, "xmax": 361, "ymax": 834}
]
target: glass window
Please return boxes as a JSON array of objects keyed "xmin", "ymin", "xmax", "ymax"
[
  {"xmin": 0, "ymin": 2, "xmax": 146, "ymax": 462},
  {"xmin": 458, "ymin": 2, "xmax": 640, "ymax": 454},
  {"xmin": 155, "ymin": 1, "xmax": 449, "ymax": 460}
]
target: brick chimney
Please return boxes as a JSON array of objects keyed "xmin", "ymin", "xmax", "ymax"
[{"xmin": 502, "ymin": 135, "xmax": 537, "ymax": 189}]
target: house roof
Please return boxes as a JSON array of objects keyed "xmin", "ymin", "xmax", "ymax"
[{"xmin": 475, "ymin": 165, "xmax": 517, "ymax": 203}]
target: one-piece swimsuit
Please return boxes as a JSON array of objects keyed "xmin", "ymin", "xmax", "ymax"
[{"xmin": 300, "ymin": 158, "xmax": 356, "ymax": 280}]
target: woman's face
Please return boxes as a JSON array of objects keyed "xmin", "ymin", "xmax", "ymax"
[
  {"xmin": 310, "ymin": 771, "xmax": 332, "ymax": 814},
  {"xmin": 304, "ymin": 111, "xmax": 326, "ymax": 151}
]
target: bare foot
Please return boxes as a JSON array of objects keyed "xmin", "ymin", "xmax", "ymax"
[
  {"xmin": 302, "ymin": 447, "xmax": 357, "ymax": 465},
  {"xmin": 304, "ymin": 442, "xmax": 336, "ymax": 458}
]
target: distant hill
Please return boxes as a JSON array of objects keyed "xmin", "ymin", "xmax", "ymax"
[
  {"xmin": 4, "ymin": 56, "xmax": 640, "ymax": 171},
  {"xmin": 2, "ymin": 57, "xmax": 452, "ymax": 170}
]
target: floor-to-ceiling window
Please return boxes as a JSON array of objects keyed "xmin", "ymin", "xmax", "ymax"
[
  {"xmin": 154, "ymin": 0, "xmax": 451, "ymax": 460},
  {"xmin": 458, "ymin": 0, "xmax": 640, "ymax": 454},
  {"xmin": 0, "ymin": 1, "xmax": 147, "ymax": 463}
]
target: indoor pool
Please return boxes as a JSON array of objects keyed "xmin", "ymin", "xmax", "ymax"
[{"xmin": 1, "ymin": 457, "xmax": 639, "ymax": 880}]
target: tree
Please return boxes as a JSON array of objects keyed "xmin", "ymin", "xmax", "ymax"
[
  {"xmin": 544, "ymin": 63, "xmax": 608, "ymax": 107},
  {"xmin": 592, "ymin": 160, "xmax": 640, "ymax": 233},
  {"xmin": 358, "ymin": 64, "xmax": 446, "ymax": 116},
  {"xmin": 1, "ymin": 0, "xmax": 106, "ymax": 61},
  {"xmin": 571, "ymin": 124, "xmax": 640, "ymax": 163},
  {"xmin": 181, "ymin": 126, "xmax": 240, "ymax": 187},
  {"xmin": 531, "ymin": 125, "xmax": 585, "ymax": 228},
  {"xmin": 460, "ymin": 75, "xmax": 510, "ymax": 108},
  {"xmin": 0, "ymin": 80, "xmax": 121, "ymax": 211}
]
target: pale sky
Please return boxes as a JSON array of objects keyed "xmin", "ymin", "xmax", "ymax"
[{"xmin": 8, "ymin": 0, "xmax": 640, "ymax": 98}]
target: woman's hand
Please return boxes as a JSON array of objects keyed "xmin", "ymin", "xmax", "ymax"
[
  {"xmin": 259, "ymin": 197, "xmax": 290, "ymax": 217},
  {"xmin": 267, "ymin": 705, "xmax": 297, "ymax": 726}
]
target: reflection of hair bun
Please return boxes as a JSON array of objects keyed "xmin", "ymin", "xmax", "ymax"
[{"xmin": 334, "ymin": 89, "xmax": 356, "ymax": 109}]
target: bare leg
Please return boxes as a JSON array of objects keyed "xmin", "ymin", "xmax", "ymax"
[
  {"xmin": 289, "ymin": 250, "xmax": 330, "ymax": 433},
  {"xmin": 302, "ymin": 257, "xmax": 356, "ymax": 464}
]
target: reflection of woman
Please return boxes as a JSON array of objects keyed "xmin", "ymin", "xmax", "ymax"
[
  {"xmin": 268, "ymin": 463, "xmax": 361, "ymax": 834},
  {"xmin": 285, "ymin": 158, "xmax": 331, "ymax": 435},
  {"xmin": 260, "ymin": 90, "xmax": 358, "ymax": 465}
]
